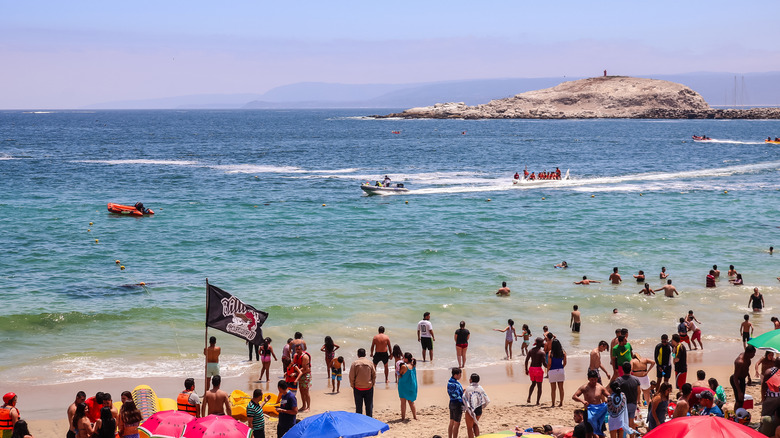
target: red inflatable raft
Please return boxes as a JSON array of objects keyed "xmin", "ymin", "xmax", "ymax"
[{"xmin": 107, "ymin": 203, "xmax": 154, "ymax": 216}]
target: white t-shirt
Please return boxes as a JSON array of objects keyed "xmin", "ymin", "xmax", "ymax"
[{"xmin": 418, "ymin": 320, "xmax": 433, "ymax": 338}]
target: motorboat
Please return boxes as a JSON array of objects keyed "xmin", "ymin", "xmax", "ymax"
[
  {"xmin": 766, "ymin": 138, "xmax": 780, "ymax": 144},
  {"xmin": 107, "ymin": 202, "xmax": 154, "ymax": 216},
  {"xmin": 360, "ymin": 183, "xmax": 409, "ymax": 195},
  {"xmin": 513, "ymin": 169, "xmax": 570, "ymax": 185},
  {"xmin": 692, "ymin": 135, "xmax": 712, "ymax": 141}
]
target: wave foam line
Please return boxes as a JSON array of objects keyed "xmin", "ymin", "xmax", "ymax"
[{"xmin": 76, "ymin": 159, "xmax": 200, "ymax": 166}]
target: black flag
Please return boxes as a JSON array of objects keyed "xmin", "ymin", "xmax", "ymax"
[{"xmin": 207, "ymin": 283, "xmax": 268, "ymax": 346}]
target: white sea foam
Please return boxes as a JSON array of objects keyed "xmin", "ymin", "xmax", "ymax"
[
  {"xmin": 76, "ymin": 159, "xmax": 200, "ymax": 166},
  {"xmin": 211, "ymin": 164, "xmax": 305, "ymax": 174}
]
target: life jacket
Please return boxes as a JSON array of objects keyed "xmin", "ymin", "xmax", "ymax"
[
  {"xmin": 0, "ymin": 406, "xmax": 18, "ymax": 430},
  {"xmin": 293, "ymin": 351, "xmax": 311, "ymax": 370},
  {"xmin": 177, "ymin": 392, "xmax": 198, "ymax": 416}
]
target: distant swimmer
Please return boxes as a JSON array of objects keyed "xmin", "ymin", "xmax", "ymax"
[
  {"xmin": 748, "ymin": 288, "xmax": 764, "ymax": 312},
  {"xmin": 654, "ymin": 280, "xmax": 679, "ymax": 298},
  {"xmin": 659, "ymin": 267, "xmax": 669, "ymax": 279},
  {"xmin": 609, "ymin": 267, "xmax": 622, "ymax": 285},
  {"xmin": 574, "ymin": 276, "xmax": 600, "ymax": 285},
  {"xmin": 705, "ymin": 270, "xmax": 716, "ymax": 288},
  {"xmin": 634, "ymin": 270, "xmax": 646, "ymax": 283},
  {"xmin": 712, "ymin": 265, "xmax": 721, "ymax": 279},
  {"xmin": 770, "ymin": 246, "xmax": 774, "ymax": 255},
  {"xmin": 555, "ymin": 261, "xmax": 568, "ymax": 269},
  {"xmin": 730, "ymin": 273, "xmax": 744, "ymax": 286},
  {"xmin": 497, "ymin": 281, "xmax": 510, "ymax": 296}
]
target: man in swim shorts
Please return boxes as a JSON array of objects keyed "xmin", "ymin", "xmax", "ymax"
[
  {"xmin": 417, "ymin": 312, "xmax": 435, "ymax": 362},
  {"xmin": 654, "ymin": 279, "xmax": 678, "ymax": 298},
  {"xmin": 293, "ymin": 344, "xmax": 312, "ymax": 412},
  {"xmin": 731, "ymin": 346, "xmax": 756, "ymax": 410},
  {"xmin": 671, "ymin": 334, "xmax": 687, "ymax": 389},
  {"xmin": 204, "ymin": 336, "xmax": 221, "ymax": 390},
  {"xmin": 654, "ymin": 334, "xmax": 672, "ymax": 390},
  {"xmin": 589, "ymin": 341, "xmax": 611, "ymax": 384},
  {"xmin": 570, "ymin": 305, "xmax": 581, "ymax": 332},
  {"xmin": 609, "ymin": 267, "xmax": 621, "ymax": 284},
  {"xmin": 370, "ymin": 326, "xmax": 392, "ymax": 383},
  {"xmin": 525, "ymin": 338, "xmax": 546, "ymax": 405}
]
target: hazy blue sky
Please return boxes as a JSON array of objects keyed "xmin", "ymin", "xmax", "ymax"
[{"xmin": 2, "ymin": 1, "xmax": 779, "ymax": 108}]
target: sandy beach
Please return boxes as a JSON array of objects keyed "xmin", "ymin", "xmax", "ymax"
[{"xmin": 14, "ymin": 340, "xmax": 769, "ymax": 438}]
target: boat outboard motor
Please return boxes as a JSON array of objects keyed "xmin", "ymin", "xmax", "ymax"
[
  {"xmin": 134, "ymin": 202, "xmax": 147, "ymax": 214},
  {"xmin": 396, "ymin": 183, "xmax": 404, "ymax": 188}
]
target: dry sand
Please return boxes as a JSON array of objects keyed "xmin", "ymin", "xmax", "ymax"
[{"xmin": 17, "ymin": 342, "xmax": 769, "ymax": 438}]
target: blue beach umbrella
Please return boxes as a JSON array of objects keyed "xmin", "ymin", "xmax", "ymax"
[
  {"xmin": 282, "ymin": 411, "xmax": 389, "ymax": 438},
  {"xmin": 748, "ymin": 330, "xmax": 780, "ymax": 353}
]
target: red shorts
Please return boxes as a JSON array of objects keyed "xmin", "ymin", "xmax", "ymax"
[
  {"xmin": 529, "ymin": 366, "xmax": 544, "ymax": 383},
  {"xmin": 676, "ymin": 372, "xmax": 687, "ymax": 389},
  {"xmin": 691, "ymin": 330, "xmax": 701, "ymax": 342},
  {"xmin": 456, "ymin": 343, "xmax": 468, "ymax": 349}
]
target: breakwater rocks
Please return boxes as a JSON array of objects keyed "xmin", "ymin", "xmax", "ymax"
[{"xmin": 374, "ymin": 76, "xmax": 780, "ymax": 119}]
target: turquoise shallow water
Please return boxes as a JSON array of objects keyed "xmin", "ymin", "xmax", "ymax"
[{"xmin": 1, "ymin": 110, "xmax": 779, "ymax": 384}]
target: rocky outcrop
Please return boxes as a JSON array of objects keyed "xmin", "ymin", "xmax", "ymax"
[{"xmin": 375, "ymin": 76, "xmax": 780, "ymax": 119}]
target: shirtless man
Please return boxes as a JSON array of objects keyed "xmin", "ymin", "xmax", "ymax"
[
  {"xmin": 589, "ymin": 341, "xmax": 611, "ymax": 383},
  {"xmin": 654, "ymin": 280, "xmax": 679, "ymax": 298},
  {"xmin": 731, "ymin": 346, "xmax": 756, "ymax": 409},
  {"xmin": 570, "ymin": 305, "xmax": 582, "ymax": 333},
  {"xmin": 496, "ymin": 281, "xmax": 510, "ymax": 296},
  {"xmin": 659, "ymin": 267, "xmax": 669, "ymax": 279},
  {"xmin": 572, "ymin": 370, "xmax": 608, "ymax": 438},
  {"xmin": 67, "ymin": 391, "xmax": 87, "ymax": 438},
  {"xmin": 201, "ymin": 375, "xmax": 231, "ymax": 416},
  {"xmin": 370, "ymin": 326, "xmax": 392, "ymax": 383},
  {"xmin": 672, "ymin": 383, "xmax": 692, "ymax": 418},
  {"xmin": 712, "ymin": 264, "xmax": 721, "ymax": 279},
  {"xmin": 609, "ymin": 267, "xmax": 621, "ymax": 285},
  {"xmin": 204, "ymin": 336, "xmax": 221, "ymax": 391},
  {"xmin": 574, "ymin": 276, "xmax": 600, "ymax": 285},
  {"xmin": 293, "ymin": 344, "xmax": 312, "ymax": 412},
  {"xmin": 741, "ymin": 315, "xmax": 754, "ymax": 349},
  {"xmin": 525, "ymin": 338, "xmax": 546, "ymax": 405}
]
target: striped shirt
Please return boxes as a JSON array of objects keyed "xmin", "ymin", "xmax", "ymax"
[{"xmin": 246, "ymin": 401, "xmax": 264, "ymax": 431}]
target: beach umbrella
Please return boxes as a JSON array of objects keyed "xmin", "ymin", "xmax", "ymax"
[
  {"xmin": 748, "ymin": 329, "xmax": 780, "ymax": 353},
  {"xmin": 182, "ymin": 415, "xmax": 251, "ymax": 438},
  {"xmin": 282, "ymin": 411, "xmax": 389, "ymax": 438},
  {"xmin": 138, "ymin": 410, "xmax": 196, "ymax": 438},
  {"xmin": 644, "ymin": 415, "xmax": 765, "ymax": 438}
]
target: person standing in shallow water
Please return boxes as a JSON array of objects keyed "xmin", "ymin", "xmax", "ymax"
[
  {"xmin": 417, "ymin": 312, "xmax": 435, "ymax": 362},
  {"xmin": 454, "ymin": 321, "xmax": 470, "ymax": 368},
  {"xmin": 496, "ymin": 281, "xmax": 510, "ymax": 296},
  {"xmin": 609, "ymin": 267, "xmax": 622, "ymax": 284},
  {"xmin": 493, "ymin": 319, "xmax": 517, "ymax": 359},
  {"xmin": 570, "ymin": 305, "xmax": 582, "ymax": 333}
]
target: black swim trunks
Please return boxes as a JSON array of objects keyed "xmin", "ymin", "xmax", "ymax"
[
  {"xmin": 372, "ymin": 351, "xmax": 389, "ymax": 365},
  {"xmin": 572, "ymin": 322, "xmax": 581, "ymax": 333},
  {"xmin": 421, "ymin": 337, "xmax": 433, "ymax": 351}
]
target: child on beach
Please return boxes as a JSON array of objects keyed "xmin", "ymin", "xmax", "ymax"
[
  {"xmin": 741, "ymin": 315, "xmax": 754, "ymax": 349},
  {"xmin": 494, "ymin": 319, "xmax": 518, "ymax": 359},
  {"xmin": 392, "ymin": 344, "xmax": 404, "ymax": 383},
  {"xmin": 258, "ymin": 337, "xmax": 277, "ymax": 383},
  {"xmin": 521, "ymin": 325, "xmax": 531, "ymax": 356},
  {"xmin": 320, "ymin": 336, "xmax": 340, "ymax": 383},
  {"xmin": 330, "ymin": 356, "xmax": 345, "ymax": 393}
]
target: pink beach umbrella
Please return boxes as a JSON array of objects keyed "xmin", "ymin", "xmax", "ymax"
[
  {"xmin": 138, "ymin": 410, "xmax": 196, "ymax": 438},
  {"xmin": 644, "ymin": 415, "xmax": 765, "ymax": 438},
  {"xmin": 182, "ymin": 415, "xmax": 251, "ymax": 438}
]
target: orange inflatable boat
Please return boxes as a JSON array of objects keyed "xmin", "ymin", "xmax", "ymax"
[{"xmin": 107, "ymin": 203, "xmax": 154, "ymax": 216}]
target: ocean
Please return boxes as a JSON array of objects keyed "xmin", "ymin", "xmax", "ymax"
[{"xmin": 1, "ymin": 109, "xmax": 779, "ymax": 385}]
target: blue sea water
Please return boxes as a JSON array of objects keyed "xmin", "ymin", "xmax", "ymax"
[{"xmin": 1, "ymin": 109, "xmax": 779, "ymax": 384}]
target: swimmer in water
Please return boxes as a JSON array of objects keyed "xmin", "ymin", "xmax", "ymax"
[
  {"xmin": 574, "ymin": 276, "xmax": 601, "ymax": 285},
  {"xmin": 555, "ymin": 261, "xmax": 568, "ymax": 268},
  {"xmin": 638, "ymin": 283, "xmax": 655, "ymax": 296},
  {"xmin": 609, "ymin": 267, "xmax": 622, "ymax": 285},
  {"xmin": 659, "ymin": 267, "xmax": 669, "ymax": 279},
  {"xmin": 634, "ymin": 270, "xmax": 646, "ymax": 283},
  {"xmin": 654, "ymin": 280, "xmax": 679, "ymax": 298}
]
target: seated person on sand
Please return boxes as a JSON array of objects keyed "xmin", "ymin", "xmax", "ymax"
[{"xmin": 574, "ymin": 276, "xmax": 600, "ymax": 285}]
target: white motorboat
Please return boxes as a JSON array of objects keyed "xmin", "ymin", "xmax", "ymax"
[
  {"xmin": 512, "ymin": 169, "xmax": 570, "ymax": 185},
  {"xmin": 361, "ymin": 183, "xmax": 409, "ymax": 195}
]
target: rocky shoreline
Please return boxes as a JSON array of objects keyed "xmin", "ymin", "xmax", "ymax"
[{"xmin": 373, "ymin": 76, "xmax": 780, "ymax": 119}]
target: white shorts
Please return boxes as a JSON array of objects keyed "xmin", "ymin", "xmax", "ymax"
[
  {"xmin": 548, "ymin": 368, "xmax": 565, "ymax": 383},
  {"xmin": 634, "ymin": 373, "xmax": 651, "ymax": 390}
]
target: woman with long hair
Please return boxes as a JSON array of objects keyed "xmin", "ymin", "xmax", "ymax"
[
  {"xmin": 72, "ymin": 403, "xmax": 93, "ymax": 438},
  {"xmin": 607, "ymin": 381, "xmax": 630, "ymax": 438},
  {"xmin": 94, "ymin": 406, "xmax": 116, "ymax": 438},
  {"xmin": 11, "ymin": 420, "xmax": 33, "ymax": 438},
  {"xmin": 454, "ymin": 321, "xmax": 470, "ymax": 368},
  {"xmin": 647, "ymin": 383, "xmax": 671, "ymax": 431},
  {"xmin": 493, "ymin": 319, "xmax": 517, "ymax": 359},
  {"xmin": 391, "ymin": 344, "xmax": 404, "ymax": 383},
  {"xmin": 320, "ymin": 336, "xmax": 339, "ymax": 383},
  {"xmin": 546, "ymin": 338, "xmax": 567, "ymax": 407},
  {"xmin": 259, "ymin": 337, "xmax": 277, "ymax": 383},
  {"xmin": 118, "ymin": 401, "xmax": 143, "ymax": 438},
  {"xmin": 397, "ymin": 352, "xmax": 418, "ymax": 420}
]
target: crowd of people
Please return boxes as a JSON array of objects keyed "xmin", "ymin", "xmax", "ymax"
[{"xmin": 513, "ymin": 167, "xmax": 563, "ymax": 181}]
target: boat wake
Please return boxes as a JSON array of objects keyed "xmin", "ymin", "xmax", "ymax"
[{"xmin": 693, "ymin": 139, "xmax": 766, "ymax": 145}]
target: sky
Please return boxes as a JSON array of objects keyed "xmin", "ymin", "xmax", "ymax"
[{"xmin": 2, "ymin": 1, "xmax": 779, "ymax": 109}]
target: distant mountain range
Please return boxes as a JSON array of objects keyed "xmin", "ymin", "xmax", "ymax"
[{"xmin": 83, "ymin": 72, "xmax": 780, "ymax": 110}]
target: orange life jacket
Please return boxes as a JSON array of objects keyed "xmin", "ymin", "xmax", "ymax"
[
  {"xmin": 0, "ymin": 406, "xmax": 18, "ymax": 430},
  {"xmin": 176, "ymin": 392, "xmax": 198, "ymax": 416}
]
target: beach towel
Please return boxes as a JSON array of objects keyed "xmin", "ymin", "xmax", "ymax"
[
  {"xmin": 398, "ymin": 365, "xmax": 417, "ymax": 402},
  {"xmin": 464, "ymin": 383, "xmax": 490, "ymax": 424},
  {"xmin": 586, "ymin": 403, "xmax": 608, "ymax": 437},
  {"xmin": 607, "ymin": 393, "xmax": 639, "ymax": 436}
]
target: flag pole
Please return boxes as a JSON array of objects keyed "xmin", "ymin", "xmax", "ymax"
[{"xmin": 205, "ymin": 277, "xmax": 210, "ymax": 394}]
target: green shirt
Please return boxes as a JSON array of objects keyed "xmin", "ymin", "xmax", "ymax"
[{"xmin": 612, "ymin": 343, "xmax": 633, "ymax": 366}]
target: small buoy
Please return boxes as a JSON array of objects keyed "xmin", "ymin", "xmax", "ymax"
[
  {"xmin": 139, "ymin": 282, "xmax": 145, "ymax": 286},
  {"xmin": 87, "ymin": 229, "xmax": 91, "ymax": 232},
  {"xmin": 89, "ymin": 222, "xmax": 93, "ymax": 226},
  {"xmin": 405, "ymin": 200, "xmax": 408, "ymax": 204},
  {"xmin": 115, "ymin": 260, "xmax": 120, "ymax": 264},
  {"xmin": 486, "ymin": 198, "xmax": 491, "ymax": 202},
  {"xmin": 120, "ymin": 265, "xmax": 125, "ymax": 270},
  {"xmin": 322, "ymin": 204, "xmax": 326, "ymax": 207},
  {"xmin": 255, "ymin": 176, "xmax": 259, "ymax": 179},
  {"xmin": 591, "ymin": 195, "xmax": 595, "ymax": 198},
  {"xmin": 724, "ymin": 190, "xmax": 728, "ymax": 194},
  {"xmin": 254, "ymin": 205, "xmax": 258, "ymax": 208},
  {"xmin": 94, "ymin": 239, "xmax": 99, "ymax": 243},
  {"xmin": 639, "ymin": 193, "xmax": 643, "ymax": 196},
  {"xmin": 542, "ymin": 197, "xmax": 545, "ymax": 200}
]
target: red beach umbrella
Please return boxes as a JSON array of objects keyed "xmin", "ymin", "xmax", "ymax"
[
  {"xmin": 644, "ymin": 416, "xmax": 765, "ymax": 438},
  {"xmin": 139, "ymin": 410, "xmax": 196, "ymax": 438},
  {"xmin": 181, "ymin": 415, "xmax": 251, "ymax": 438}
]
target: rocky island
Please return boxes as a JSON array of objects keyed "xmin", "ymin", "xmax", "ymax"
[{"xmin": 375, "ymin": 76, "xmax": 780, "ymax": 119}]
